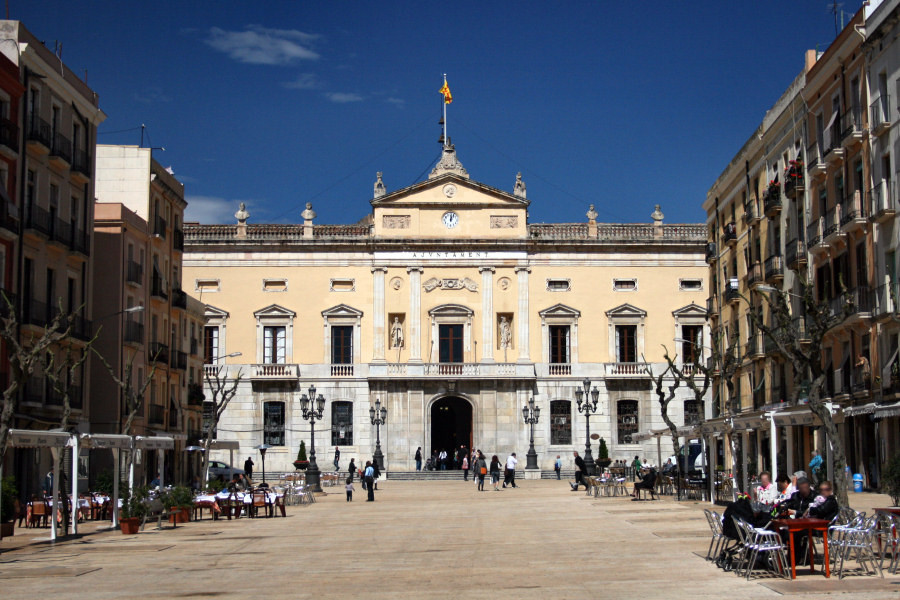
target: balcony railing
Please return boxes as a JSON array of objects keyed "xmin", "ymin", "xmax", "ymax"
[
  {"xmin": 743, "ymin": 201, "xmax": 761, "ymax": 225},
  {"xmin": 840, "ymin": 191, "xmax": 867, "ymax": 230},
  {"xmin": 873, "ymin": 282, "xmax": 898, "ymax": 318},
  {"xmin": 170, "ymin": 350, "xmax": 187, "ymax": 371},
  {"xmin": 840, "ymin": 109, "xmax": 863, "ymax": 143},
  {"xmin": 603, "ymin": 362, "xmax": 650, "ymax": 377},
  {"xmin": 71, "ymin": 227, "xmax": 90, "ymax": 256},
  {"xmin": 784, "ymin": 165, "xmax": 805, "ymax": 199},
  {"xmin": 151, "ymin": 273, "xmax": 168, "ymax": 300},
  {"xmin": 124, "ymin": 318, "xmax": 144, "ymax": 344},
  {"xmin": 706, "ymin": 295, "xmax": 719, "ymax": 318},
  {"xmin": 807, "ymin": 141, "xmax": 824, "ymax": 173},
  {"xmin": 0, "ymin": 199, "xmax": 19, "ymax": 234},
  {"xmin": 153, "ymin": 215, "xmax": 167, "ymax": 238},
  {"xmin": 378, "ymin": 363, "xmax": 519, "ymax": 377},
  {"xmin": 763, "ymin": 187, "xmax": 782, "ymax": 217},
  {"xmin": 785, "ymin": 238, "xmax": 806, "ymax": 269},
  {"xmin": 149, "ymin": 341, "xmax": 169, "ymax": 364},
  {"xmin": 50, "ymin": 132, "xmax": 73, "ymax": 164},
  {"xmin": 27, "ymin": 116, "xmax": 52, "ymax": 148},
  {"xmin": 72, "ymin": 148, "xmax": 91, "ymax": 177},
  {"xmin": 764, "ymin": 255, "xmax": 784, "ymax": 282},
  {"xmin": 869, "ymin": 180, "xmax": 897, "ymax": 223},
  {"xmin": 250, "ymin": 363, "xmax": 300, "ymax": 380},
  {"xmin": 723, "ymin": 222, "xmax": 737, "ymax": 245},
  {"xmin": 823, "ymin": 205, "xmax": 841, "ymax": 239},
  {"xmin": 172, "ymin": 287, "xmax": 187, "ymax": 310},
  {"xmin": 871, "ymin": 95, "xmax": 892, "ymax": 135},
  {"xmin": 725, "ymin": 281, "xmax": 741, "ymax": 304},
  {"xmin": 331, "ymin": 364, "xmax": 354, "ymax": 377},
  {"xmin": 173, "ymin": 228, "xmax": 184, "ymax": 251},
  {"xmin": 0, "ymin": 117, "xmax": 18, "ymax": 153},
  {"xmin": 190, "ymin": 338, "xmax": 199, "ymax": 356},
  {"xmin": 705, "ymin": 242, "xmax": 717, "ymax": 264},
  {"xmin": 746, "ymin": 262, "xmax": 763, "ymax": 288},
  {"xmin": 148, "ymin": 404, "xmax": 165, "ymax": 426},
  {"xmin": 126, "ymin": 260, "xmax": 143, "ymax": 285},
  {"xmin": 806, "ymin": 218, "xmax": 823, "ymax": 250},
  {"xmin": 25, "ymin": 203, "xmax": 52, "ymax": 237},
  {"xmin": 545, "ymin": 363, "xmax": 571, "ymax": 376}
]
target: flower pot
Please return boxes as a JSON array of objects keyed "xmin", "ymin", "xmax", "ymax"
[
  {"xmin": 169, "ymin": 507, "xmax": 190, "ymax": 523},
  {"xmin": 596, "ymin": 459, "xmax": 612, "ymax": 469},
  {"xmin": 0, "ymin": 521, "xmax": 14, "ymax": 538},
  {"xmin": 120, "ymin": 517, "xmax": 141, "ymax": 535},
  {"xmin": 293, "ymin": 461, "xmax": 309, "ymax": 471}
]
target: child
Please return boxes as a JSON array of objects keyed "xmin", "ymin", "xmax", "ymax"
[{"xmin": 345, "ymin": 477, "xmax": 354, "ymax": 502}]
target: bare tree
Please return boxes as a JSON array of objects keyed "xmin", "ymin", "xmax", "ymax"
[
  {"xmin": 200, "ymin": 364, "xmax": 243, "ymax": 485},
  {"xmin": 746, "ymin": 278, "xmax": 852, "ymax": 505},
  {"xmin": 90, "ymin": 345, "xmax": 159, "ymax": 437},
  {"xmin": 646, "ymin": 362, "xmax": 682, "ymax": 463},
  {"xmin": 0, "ymin": 293, "xmax": 80, "ymax": 469}
]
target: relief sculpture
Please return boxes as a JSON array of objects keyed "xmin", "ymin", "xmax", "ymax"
[
  {"xmin": 383, "ymin": 215, "xmax": 411, "ymax": 229},
  {"xmin": 490, "ymin": 216, "xmax": 518, "ymax": 229},
  {"xmin": 423, "ymin": 277, "xmax": 479, "ymax": 292}
]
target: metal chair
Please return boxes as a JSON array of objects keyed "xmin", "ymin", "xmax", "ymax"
[
  {"xmin": 703, "ymin": 509, "xmax": 725, "ymax": 561},
  {"xmin": 834, "ymin": 515, "xmax": 883, "ymax": 579},
  {"xmin": 736, "ymin": 519, "xmax": 789, "ymax": 580}
]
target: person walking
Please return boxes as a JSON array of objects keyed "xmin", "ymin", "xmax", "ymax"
[
  {"xmin": 475, "ymin": 451, "xmax": 487, "ymax": 491},
  {"xmin": 347, "ymin": 458, "xmax": 356, "ymax": 482},
  {"xmin": 364, "ymin": 461, "xmax": 376, "ymax": 501},
  {"xmin": 490, "ymin": 455, "xmax": 502, "ymax": 491},
  {"xmin": 371, "ymin": 456, "xmax": 381, "ymax": 490},
  {"xmin": 808, "ymin": 450, "xmax": 823, "ymax": 485},
  {"xmin": 243, "ymin": 457, "xmax": 254, "ymax": 481},
  {"xmin": 554, "ymin": 455, "xmax": 562, "ymax": 480},
  {"xmin": 631, "ymin": 455, "xmax": 642, "ymax": 481},
  {"xmin": 333, "ymin": 446, "xmax": 341, "ymax": 471},
  {"xmin": 345, "ymin": 477, "xmax": 354, "ymax": 502},
  {"xmin": 415, "ymin": 447, "xmax": 422, "ymax": 472},
  {"xmin": 503, "ymin": 453, "xmax": 518, "ymax": 488},
  {"xmin": 571, "ymin": 451, "xmax": 587, "ymax": 491},
  {"xmin": 461, "ymin": 454, "xmax": 470, "ymax": 481}
]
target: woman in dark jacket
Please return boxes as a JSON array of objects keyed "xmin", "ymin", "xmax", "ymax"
[
  {"xmin": 807, "ymin": 480, "xmax": 839, "ymax": 522},
  {"xmin": 371, "ymin": 456, "xmax": 381, "ymax": 490},
  {"xmin": 489, "ymin": 455, "xmax": 502, "ymax": 491},
  {"xmin": 347, "ymin": 458, "xmax": 356, "ymax": 482}
]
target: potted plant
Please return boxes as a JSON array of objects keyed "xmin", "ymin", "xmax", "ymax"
[
  {"xmin": 164, "ymin": 486, "xmax": 194, "ymax": 524},
  {"xmin": 119, "ymin": 485, "xmax": 149, "ymax": 535},
  {"xmin": 595, "ymin": 438, "xmax": 612, "ymax": 469},
  {"xmin": 1, "ymin": 476, "xmax": 18, "ymax": 538},
  {"xmin": 883, "ymin": 454, "xmax": 900, "ymax": 507},
  {"xmin": 293, "ymin": 440, "xmax": 309, "ymax": 470}
]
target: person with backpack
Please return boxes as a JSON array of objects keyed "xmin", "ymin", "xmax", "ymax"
[{"xmin": 475, "ymin": 451, "xmax": 487, "ymax": 491}]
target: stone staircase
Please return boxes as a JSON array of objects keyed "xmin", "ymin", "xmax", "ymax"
[{"xmin": 385, "ymin": 470, "xmax": 579, "ymax": 481}]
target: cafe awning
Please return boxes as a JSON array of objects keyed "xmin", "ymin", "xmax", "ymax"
[
  {"xmin": 203, "ymin": 440, "xmax": 240, "ymax": 450},
  {"xmin": 134, "ymin": 436, "xmax": 175, "ymax": 450},
  {"xmin": 7, "ymin": 429, "xmax": 71, "ymax": 448},
  {"xmin": 77, "ymin": 433, "xmax": 133, "ymax": 449},
  {"xmin": 875, "ymin": 402, "xmax": 900, "ymax": 419},
  {"xmin": 842, "ymin": 403, "xmax": 877, "ymax": 418}
]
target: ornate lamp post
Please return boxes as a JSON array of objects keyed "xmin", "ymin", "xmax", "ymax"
[
  {"xmin": 522, "ymin": 397, "xmax": 541, "ymax": 470},
  {"xmin": 255, "ymin": 444, "xmax": 270, "ymax": 484},
  {"xmin": 575, "ymin": 378, "xmax": 600, "ymax": 475},
  {"xmin": 370, "ymin": 397, "xmax": 387, "ymax": 471},
  {"xmin": 300, "ymin": 384, "xmax": 326, "ymax": 493}
]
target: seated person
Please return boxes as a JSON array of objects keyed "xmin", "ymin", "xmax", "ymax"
[
  {"xmin": 782, "ymin": 477, "xmax": 816, "ymax": 516},
  {"xmin": 754, "ymin": 471, "xmax": 776, "ymax": 505},
  {"xmin": 774, "ymin": 474, "xmax": 795, "ymax": 502},
  {"xmin": 631, "ymin": 468, "xmax": 657, "ymax": 498},
  {"xmin": 229, "ymin": 474, "xmax": 245, "ymax": 493},
  {"xmin": 806, "ymin": 480, "xmax": 839, "ymax": 522}
]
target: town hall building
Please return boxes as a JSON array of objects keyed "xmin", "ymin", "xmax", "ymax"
[{"xmin": 183, "ymin": 142, "xmax": 710, "ymax": 474}]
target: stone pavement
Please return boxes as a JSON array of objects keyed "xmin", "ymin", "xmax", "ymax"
[{"xmin": 1, "ymin": 479, "xmax": 898, "ymax": 599}]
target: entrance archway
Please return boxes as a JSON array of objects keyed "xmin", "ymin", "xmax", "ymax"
[{"xmin": 430, "ymin": 397, "xmax": 472, "ymax": 468}]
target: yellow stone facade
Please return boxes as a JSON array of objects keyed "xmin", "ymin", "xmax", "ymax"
[{"xmin": 184, "ymin": 145, "xmax": 710, "ymax": 473}]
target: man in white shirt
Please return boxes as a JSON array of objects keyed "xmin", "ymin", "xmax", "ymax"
[{"xmin": 503, "ymin": 453, "xmax": 519, "ymax": 488}]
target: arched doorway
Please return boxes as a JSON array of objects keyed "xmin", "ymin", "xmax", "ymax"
[{"xmin": 430, "ymin": 397, "xmax": 472, "ymax": 468}]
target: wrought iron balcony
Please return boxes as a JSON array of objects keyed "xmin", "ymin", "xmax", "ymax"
[
  {"xmin": 725, "ymin": 281, "xmax": 741, "ymax": 304},
  {"xmin": 153, "ymin": 215, "xmax": 167, "ymax": 238},
  {"xmin": 706, "ymin": 295, "xmax": 719, "ymax": 318},
  {"xmin": 871, "ymin": 95, "xmax": 891, "ymax": 136},
  {"xmin": 743, "ymin": 200, "xmax": 761, "ymax": 225},
  {"xmin": 124, "ymin": 318, "xmax": 144, "ymax": 345},
  {"xmin": 873, "ymin": 282, "xmax": 898, "ymax": 319},
  {"xmin": 148, "ymin": 403, "xmax": 165, "ymax": 426},
  {"xmin": 723, "ymin": 221, "xmax": 737, "ymax": 246},
  {"xmin": 705, "ymin": 241, "xmax": 717, "ymax": 264},
  {"xmin": 126, "ymin": 260, "xmax": 143, "ymax": 285},
  {"xmin": 72, "ymin": 148, "xmax": 91, "ymax": 178},
  {"xmin": 840, "ymin": 109, "xmax": 864, "ymax": 145},
  {"xmin": 151, "ymin": 273, "xmax": 168, "ymax": 300},
  {"xmin": 173, "ymin": 227, "xmax": 184, "ymax": 251},
  {"xmin": 764, "ymin": 255, "xmax": 784, "ymax": 282},
  {"xmin": 0, "ymin": 117, "xmax": 18, "ymax": 154},
  {"xmin": 149, "ymin": 341, "xmax": 169, "ymax": 364},
  {"xmin": 785, "ymin": 238, "xmax": 806, "ymax": 270},
  {"xmin": 172, "ymin": 287, "xmax": 187, "ymax": 310},
  {"xmin": 807, "ymin": 141, "xmax": 826, "ymax": 176},
  {"xmin": 784, "ymin": 164, "xmax": 804, "ymax": 199},
  {"xmin": 869, "ymin": 180, "xmax": 896, "ymax": 223},
  {"xmin": 746, "ymin": 262, "xmax": 763, "ymax": 289},
  {"xmin": 26, "ymin": 116, "xmax": 52, "ymax": 149},
  {"xmin": 49, "ymin": 132, "xmax": 73, "ymax": 164},
  {"xmin": 170, "ymin": 350, "xmax": 187, "ymax": 371},
  {"xmin": 0, "ymin": 199, "xmax": 19, "ymax": 234},
  {"xmin": 840, "ymin": 191, "xmax": 867, "ymax": 233},
  {"xmin": 763, "ymin": 187, "xmax": 782, "ymax": 218}
]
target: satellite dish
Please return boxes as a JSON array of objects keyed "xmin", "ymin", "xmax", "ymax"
[{"xmin": 590, "ymin": 433, "xmax": 600, "ymax": 440}]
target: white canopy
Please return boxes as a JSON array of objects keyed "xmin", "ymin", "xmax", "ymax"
[
  {"xmin": 77, "ymin": 433, "xmax": 132, "ymax": 449},
  {"xmin": 134, "ymin": 436, "xmax": 175, "ymax": 450},
  {"xmin": 7, "ymin": 429, "xmax": 71, "ymax": 448}
]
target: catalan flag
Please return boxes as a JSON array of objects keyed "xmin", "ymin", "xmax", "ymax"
[{"xmin": 439, "ymin": 77, "xmax": 452, "ymax": 104}]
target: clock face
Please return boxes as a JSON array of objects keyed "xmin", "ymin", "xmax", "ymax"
[{"xmin": 442, "ymin": 211, "xmax": 459, "ymax": 229}]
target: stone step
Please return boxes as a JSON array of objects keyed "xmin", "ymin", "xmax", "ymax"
[{"xmin": 384, "ymin": 470, "xmax": 582, "ymax": 481}]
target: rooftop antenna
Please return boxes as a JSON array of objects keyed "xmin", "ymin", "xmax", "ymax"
[
  {"xmin": 140, "ymin": 123, "xmax": 146, "ymax": 148},
  {"xmin": 828, "ymin": 1, "xmax": 844, "ymax": 37}
]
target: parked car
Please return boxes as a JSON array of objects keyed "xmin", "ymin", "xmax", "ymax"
[{"xmin": 207, "ymin": 460, "xmax": 244, "ymax": 479}]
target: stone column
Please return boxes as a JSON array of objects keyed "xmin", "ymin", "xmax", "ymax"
[
  {"xmin": 480, "ymin": 267, "xmax": 494, "ymax": 362},
  {"xmin": 372, "ymin": 267, "xmax": 387, "ymax": 362},
  {"xmin": 515, "ymin": 267, "xmax": 531, "ymax": 362},
  {"xmin": 408, "ymin": 267, "xmax": 423, "ymax": 362}
]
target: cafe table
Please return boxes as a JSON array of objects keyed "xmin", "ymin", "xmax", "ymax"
[{"xmin": 771, "ymin": 517, "xmax": 831, "ymax": 579}]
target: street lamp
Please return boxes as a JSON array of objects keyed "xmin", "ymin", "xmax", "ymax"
[
  {"xmin": 255, "ymin": 444, "xmax": 270, "ymax": 484},
  {"xmin": 300, "ymin": 384, "xmax": 326, "ymax": 493},
  {"xmin": 369, "ymin": 397, "xmax": 387, "ymax": 471},
  {"xmin": 522, "ymin": 397, "xmax": 540, "ymax": 470},
  {"xmin": 575, "ymin": 378, "xmax": 600, "ymax": 475}
]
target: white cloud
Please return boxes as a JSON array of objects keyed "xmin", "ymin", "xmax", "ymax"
[
  {"xmin": 283, "ymin": 73, "xmax": 321, "ymax": 90},
  {"xmin": 185, "ymin": 195, "xmax": 253, "ymax": 224},
  {"xmin": 386, "ymin": 97, "xmax": 405, "ymax": 107},
  {"xmin": 326, "ymin": 92, "xmax": 363, "ymax": 103},
  {"xmin": 205, "ymin": 25, "xmax": 320, "ymax": 65},
  {"xmin": 133, "ymin": 87, "xmax": 170, "ymax": 104}
]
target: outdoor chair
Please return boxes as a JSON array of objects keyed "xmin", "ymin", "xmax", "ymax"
[
  {"xmin": 831, "ymin": 515, "xmax": 882, "ymax": 579},
  {"xmin": 612, "ymin": 478, "xmax": 628, "ymax": 496},
  {"xmin": 274, "ymin": 494, "xmax": 286, "ymax": 517},
  {"xmin": 251, "ymin": 491, "xmax": 269, "ymax": 518},
  {"xmin": 734, "ymin": 518, "xmax": 789, "ymax": 580},
  {"xmin": 28, "ymin": 499, "xmax": 49, "ymax": 528},
  {"xmin": 876, "ymin": 513, "xmax": 900, "ymax": 575},
  {"xmin": 704, "ymin": 509, "xmax": 726, "ymax": 561}
]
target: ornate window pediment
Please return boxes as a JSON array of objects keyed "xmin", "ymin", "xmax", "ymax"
[
  {"xmin": 254, "ymin": 304, "xmax": 296, "ymax": 319},
  {"xmin": 605, "ymin": 303, "xmax": 647, "ymax": 320},
  {"xmin": 427, "ymin": 304, "xmax": 474, "ymax": 319},
  {"xmin": 321, "ymin": 304, "xmax": 364, "ymax": 319},
  {"xmin": 539, "ymin": 303, "xmax": 581, "ymax": 321},
  {"xmin": 204, "ymin": 304, "xmax": 229, "ymax": 320},
  {"xmin": 672, "ymin": 303, "xmax": 707, "ymax": 320}
]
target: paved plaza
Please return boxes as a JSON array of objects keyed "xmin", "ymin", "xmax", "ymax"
[{"xmin": 1, "ymin": 479, "xmax": 899, "ymax": 599}]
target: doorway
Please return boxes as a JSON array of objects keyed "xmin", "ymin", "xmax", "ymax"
[{"xmin": 430, "ymin": 397, "xmax": 472, "ymax": 468}]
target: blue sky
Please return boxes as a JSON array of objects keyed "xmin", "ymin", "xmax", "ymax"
[{"xmin": 19, "ymin": 1, "xmax": 856, "ymax": 225}]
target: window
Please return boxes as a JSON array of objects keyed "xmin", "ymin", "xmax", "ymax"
[
  {"xmin": 613, "ymin": 279, "xmax": 637, "ymax": 291},
  {"xmin": 331, "ymin": 401, "xmax": 353, "ymax": 445},
  {"xmin": 195, "ymin": 279, "xmax": 220, "ymax": 292},
  {"xmin": 330, "ymin": 278, "xmax": 355, "ymax": 292},
  {"xmin": 263, "ymin": 278, "xmax": 287, "ymax": 292},
  {"xmin": 202, "ymin": 401, "xmax": 217, "ymax": 439},
  {"xmin": 617, "ymin": 400, "xmax": 639, "ymax": 444},
  {"xmin": 679, "ymin": 279, "xmax": 703, "ymax": 291},
  {"xmin": 203, "ymin": 326, "xmax": 219, "ymax": 364},
  {"xmin": 615, "ymin": 325, "xmax": 637, "ymax": 363},
  {"xmin": 439, "ymin": 324, "xmax": 464, "ymax": 363},
  {"xmin": 681, "ymin": 324, "xmax": 703, "ymax": 364},
  {"xmin": 331, "ymin": 325, "xmax": 353, "ymax": 364},
  {"xmin": 263, "ymin": 326, "xmax": 286, "ymax": 364},
  {"xmin": 684, "ymin": 400, "xmax": 702, "ymax": 426},
  {"xmin": 263, "ymin": 401, "xmax": 285, "ymax": 446},
  {"xmin": 550, "ymin": 400, "xmax": 571, "ymax": 445},
  {"xmin": 549, "ymin": 325, "xmax": 570, "ymax": 363},
  {"xmin": 546, "ymin": 279, "xmax": 571, "ymax": 292}
]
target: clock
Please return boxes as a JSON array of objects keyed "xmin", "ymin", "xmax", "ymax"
[
  {"xmin": 442, "ymin": 211, "xmax": 459, "ymax": 229},
  {"xmin": 442, "ymin": 184, "xmax": 457, "ymax": 198}
]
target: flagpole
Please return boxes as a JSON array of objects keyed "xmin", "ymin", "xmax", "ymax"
[{"xmin": 443, "ymin": 73, "xmax": 448, "ymax": 148}]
